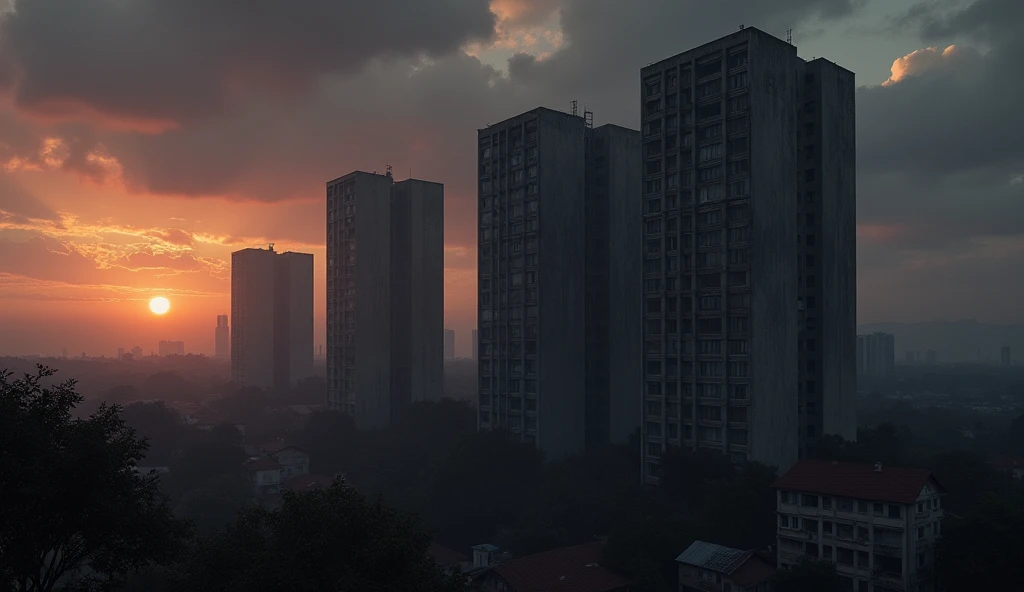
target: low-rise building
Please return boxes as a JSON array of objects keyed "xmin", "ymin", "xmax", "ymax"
[
  {"xmin": 772, "ymin": 460, "xmax": 945, "ymax": 592},
  {"xmin": 473, "ymin": 541, "xmax": 630, "ymax": 592},
  {"xmin": 676, "ymin": 541, "xmax": 775, "ymax": 592},
  {"xmin": 244, "ymin": 457, "xmax": 283, "ymax": 495},
  {"xmin": 244, "ymin": 443, "xmax": 311, "ymax": 495}
]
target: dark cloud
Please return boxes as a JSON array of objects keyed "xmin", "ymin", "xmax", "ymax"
[
  {"xmin": 0, "ymin": 0, "xmax": 495, "ymax": 127},
  {"xmin": 508, "ymin": 0, "xmax": 863, "ymax": 123},
  {"xmin": 854, "ymin": 0, "xmax": 1024, "ymax": 258}
]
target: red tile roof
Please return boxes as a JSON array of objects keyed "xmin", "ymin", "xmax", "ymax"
[
  {"xmin": 244, "ymin": 457, "xmax": 281, "ymax": 471},
  {"xmin": 728, "ymin": 553, "xmax": 776, "ymax": 587},
  {"xmin": 772, "ymin": 460, "xmax": 942, "ymax": 505},
  {"xmin": 991, "ymin": 455, "xmax": 1024, "ymax": 471},
  {"xmin": 281, "ymin": 474, "xmax": 333, "ymax": 491},
  {"xmin": 491, "ymin": 541, "xmax": 630, "ymax": 592},
  {"xmin": 428, "ymin": 542, "xmax": 468, "ymax": 566}
]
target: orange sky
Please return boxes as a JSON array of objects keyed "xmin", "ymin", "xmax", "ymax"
[{"xmin": 2, "ymin": 0, "xmax": 1022, "ymax": 358}]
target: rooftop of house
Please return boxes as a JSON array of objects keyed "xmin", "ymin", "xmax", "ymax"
[
  {"xmin": 244, "ymin": 457, "xmax": 281, "ymax": 471},
  {"xmin": 773, "ymin": 460, "xmax": 944, "ymax": 505},
  {"xmin": 429, "ymin": 542, "xmax": 469, "ymax": 566},
  {"xmin": 489, "ymin": 541, "xmax": 630, "ymax": 592},
  {"xmin": 990, "ymin": 454, "xmax": 1024, "ymax": 470},
  {"xmin": 676, "ymin": 541, "xmax": 775, "ymax": 587}
]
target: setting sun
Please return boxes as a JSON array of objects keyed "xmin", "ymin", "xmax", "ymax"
[{"xmin": 149, "ymin": 296, "xmax": 170, "ymax": 315}]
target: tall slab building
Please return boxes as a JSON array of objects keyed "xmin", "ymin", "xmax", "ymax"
[
  {"xmin": 639, "ymin": 27, "xmax": 856, "ymax": 481},
  {"xmin": 326, "ymin": 171, "xmax": 444, "ymax": 429},
  {"xmin": 215, "ymin": 314, "xmax": 229, "ymax": 359},
  {"xmin": 231, "ymin": 246, "xmax": 313, "ymax": 391},
  {"xmin": 477, "ymin": 107, "xmax": 641, "ymax": 461}
]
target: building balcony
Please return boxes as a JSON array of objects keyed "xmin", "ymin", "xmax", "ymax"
[
  {"xmin": 779, "ymin": 528, "xmax": 817, "ymax": 542},
  {"xmin": 874, "ymin": 543, "xmax": 902, "ymax": 558},
  {"xmin": 872, "ymin": 571, "xmax": 905, "ymax": 590}
]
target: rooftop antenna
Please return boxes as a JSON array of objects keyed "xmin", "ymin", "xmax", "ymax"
[
  {"xmin": 787, "ymin": 28, "xmax": 793, "ymax": 45},
  {"xmin": 268, "ymin": 243, "xmax": 275, "ymax": 252},
  {"xmin": 584, "ymin": 109, "xmax": 593, "ymax": 129},
  {"xmin": 571, "ymin": 100, "xmax": 578, "ymax": 117},
  {"xmin": 386, "ymin": 164, "xmax": 393, "ymax": 178},
  {"xmin": 739, "ymin": 24, "xmax": 744, "ymax": 30}
]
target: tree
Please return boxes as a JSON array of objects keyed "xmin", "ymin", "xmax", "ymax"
[
  {"xmin": 936, "ymin": 493, "xmax": 1024, "ymax": 590},
  {"xmin": 604, "ymin": 516, "xmax": 704, "ymax": 592},
  {"xmin": 772, "ymin": 559, "xmax": 841, "ymax": 592},
  {"xmin": 929, "ymin": 449, "xmax": 1014, "ymax": 513},
  {"xmin": 119, "ymin": 401, "xmax": 188, "ymax": 465},
  {"xmin": 0, "ymin": 367, "xmax": 189, "ymax": 592},
  {"xmin": 164, "ymin": 435, "xmax": 247, "ymax": 500},
  {"xmin": 170, "ymin": 481, "xmax": 462, "ymax": 592},
  {"xmin": 175, "ymin": 475, "xmax": 254, "ymax": 534},
  {"xmin": 700, "ymin": 462, "xmax": 778, "ymax": 550}
]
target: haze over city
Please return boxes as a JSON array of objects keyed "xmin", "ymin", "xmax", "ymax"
[
  {"xmin": 1, "ymin": 0, "xmax": 1021, "ymax": 358},
  {"xmin": 4, "ymin": 2, "xmax": 1024, "ymax": 592}
]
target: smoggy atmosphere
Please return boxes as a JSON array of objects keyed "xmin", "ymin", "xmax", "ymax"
[{"xmin": 2, "ymin": 0, "xmax": 1022, "ymax": 358}]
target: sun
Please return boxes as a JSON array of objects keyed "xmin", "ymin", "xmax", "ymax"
[{"xmin": 149, "ymin": 296, "xmax": 171, "ymax": 315}]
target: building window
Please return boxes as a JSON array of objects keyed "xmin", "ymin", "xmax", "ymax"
[{"xmin": 728, "ymin": 72, "xmax": 748, "ymax": 90}]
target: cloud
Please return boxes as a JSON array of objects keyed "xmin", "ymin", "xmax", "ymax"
[
  {"xmin": 881, "ymin": 44, "xmax": 960, "ymax": 85},
  {"xmin": 0, "ymin": 175, "xmax": 57, "ymax": 221},
  {"xmin": 0, "ymin": 0, "xmax": 496, "ymax": 129}
]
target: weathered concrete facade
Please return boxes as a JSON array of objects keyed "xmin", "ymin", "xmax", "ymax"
[
  {"xmin": 802, "ymin": 59, "xmax": 858, "ymax": 447},
  {"xmin": 477, "ymin": 108, "xmax": 641, "ymax": 460},
  {"xmin": 231, "ymin": 246, "xmax": 313, "ymax": 391},
  {"xmin": 326, "ymin": 171, "xmax": 444, "ymax": 429},
  {"xmin": 639, "ymin": 27, "xmax": 856, "ymax": 481}
]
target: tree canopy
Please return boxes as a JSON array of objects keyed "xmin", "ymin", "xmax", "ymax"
[
  {"xmin": 168, "ymin": 481, "xmax": 462, "ymax": 592},
  {"xmin": 0, "ymin": 367, "xmax": 189, "ymax": 592}
]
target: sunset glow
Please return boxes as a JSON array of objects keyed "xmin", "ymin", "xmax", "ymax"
[{"xmin": 149, "ymin": 297, "xmax": 170, "ymax": 315}]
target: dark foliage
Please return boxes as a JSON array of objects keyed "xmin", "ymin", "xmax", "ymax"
[
  {"xmin": 773, "ymin": 559, "xmax": 842, "ymax": 592},
  {"xmin": 167, "ymin": 481, "xmax": 462, "ymax": 592},
  {"xmin": 936, "ymin": 492, "xmax": 1024, "ymax": 590},
  {"xmin": 0, "ymin": 367, "xmax": 190, "ymax": 592}
]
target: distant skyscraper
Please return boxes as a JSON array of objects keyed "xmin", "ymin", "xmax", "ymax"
[
  {"xmin": 444, "ymin": 329, "xmax": 456, "ymax": 361},
  {"xmin": 639, "ymin": 28, "xmax": 856, "ymax": 481},
  {"xmin": 231, "ymin": 245, "xmax": 313, "ymax": 391},
  {"xmin": 117, "ymin": 347, "xmax": 124, "ymax": 359},
  {"xmin": 215, "ymin": 314, "xmax": 229, "ymax": 359},
  {"xmin": 158, "ymin": 340, "xmax": 185, "ymax": 356},
  {"xmin": 857, "ymin": 333, "xmax": 895, "ymax": 376},
  {"xmin": 130, "ymin": 346, "xmax": 142, "ymax": 359},
  {"xmin": 477, "ymin": 107, "xmax": 642, "ymax": 460},
  {"xmin": 325, "ymin": 171, "xmax": 444, "ymax": 429},
  {"xmin": 472, "ymin": 329, "xmax": 479, "ymax": 362},
  {"xmin": 1002, "ymin": 346, "xmax": 1012, "ymax": 366},
  {"xmin": 926, "ymin": 349, "xmax": 937, "ymax": 364}
]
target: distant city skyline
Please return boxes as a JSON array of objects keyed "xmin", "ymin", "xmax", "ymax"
[{"xmin": 2, "ymin": 1, "xmax": 1021, "ymax": 359}]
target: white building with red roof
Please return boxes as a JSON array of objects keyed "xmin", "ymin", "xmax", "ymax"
[
  {"xmin": 772, "ymin": 460, "xmax": 945, "ymax": 592},
  {"xmin": 243, "ymin": 442, "xmax": 311, "ymax": 495}
]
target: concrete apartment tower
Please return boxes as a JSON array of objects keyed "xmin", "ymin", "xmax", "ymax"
[
  {"xmin": 477, "ymin": 107, "xmax": 641, "ymax": 461},
  {"xmin": 857, "ymin": 332, "xmax": 895, "ymax": 376},
  {"xmin": 325, "ymin": 171, "xmax": 444, "ymax": 429},
  {"xmin": 638, "ymin": 27, "xmax": 856, "ymax": 481},
  {"xmin": 231, "ymin": 246, "xmax": 313, "ymax": 391},
  {"xmin": 472, "ymin": 328, "xmax": 479, "ymax": 361},
  {"xmin": 444, "ymin": 329, "xmax": 456, "ymax": 361},
  {"xmin": 215, "ymin": 314, "xmax": 229, "ymax": 359}
]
